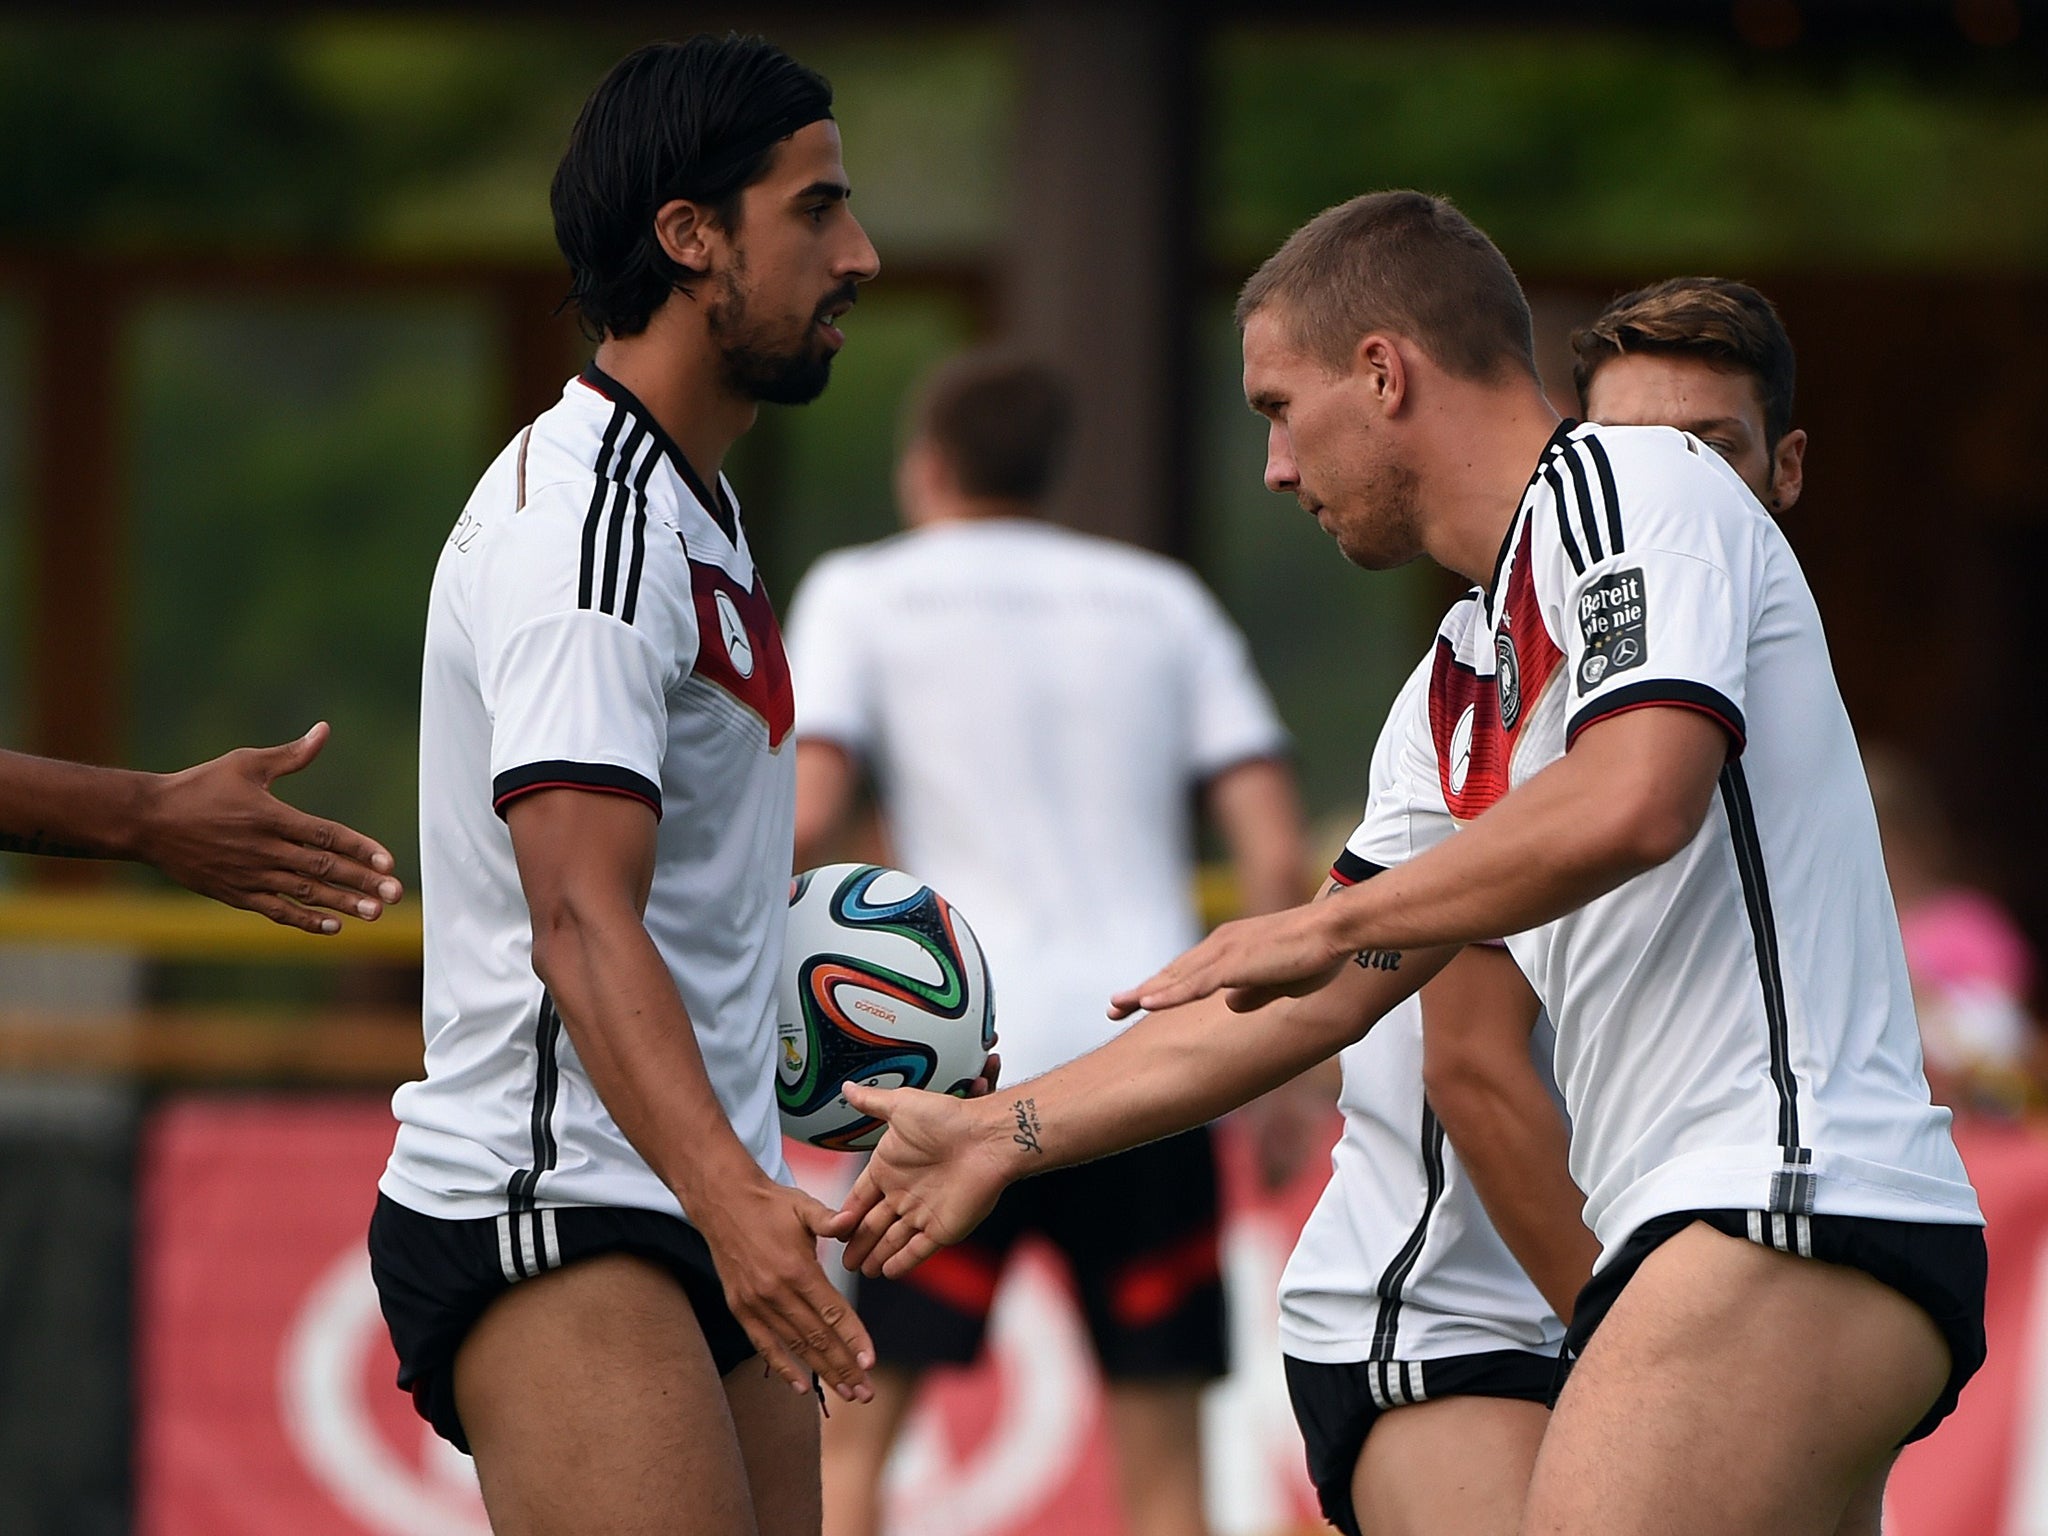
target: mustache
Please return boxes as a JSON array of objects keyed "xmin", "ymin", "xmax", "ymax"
[{"xmin": 814, "ymin": 284, "xmax": 859, "ymax": 322}]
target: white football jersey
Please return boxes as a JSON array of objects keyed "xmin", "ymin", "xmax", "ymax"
[
  {"xmin": 383, "ymin": 365, "xmax": 796, "ymax": 1239},
  {"xmin": 1282, "ymin": 658, "xmax": 1565, "ymax": 1371},
  {"xmin": 784, "ymin": 518, "xmax": 1287, "ymax": 1085},
  {"xmin": 1343, "ymin": 421, "xmax": 1981, "ymax": 1259}
]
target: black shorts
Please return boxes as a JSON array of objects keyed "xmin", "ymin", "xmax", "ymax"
[
  {"xmin": 855, "ymin": 1127, "xmax": 1227, "ymax": 1381},
  {"xmin": 367, "ymin": 1193, "xmax": 756, "ymax": 1453},
  {"xmin": 1283, "ymin": 1350, "xmax": 1557, "ymax": 1536},
  {"xmin": 1564, "ymin": 1208, "xmax": 1988, "ymax": 1445}
]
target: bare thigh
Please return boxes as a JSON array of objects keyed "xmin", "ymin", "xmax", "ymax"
[
  {"xmin": 1521, "ymin": 1222, "xmax": 1947, "ymax": 1536},
  {"xmin": 454, "ymin": 1252, "xmax": 759, "ymax": 1536},
  {"xmin": 724, "ymin": 1351, "xmax": 827, "ymax": 1536},
  {"xmin": 1350, "ymin": 1395, "xmax": 1548, "ymax": 1536},
  {"xmin": 819, "ymin": 1367, "xmax": 919, "ymax": 1536},
  {"xmin": 1103, "ymin": 1379, "xmax": 1211, "ymax": 1536}
]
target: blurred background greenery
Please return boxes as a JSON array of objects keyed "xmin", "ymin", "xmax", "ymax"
[{"xmin": 0, "ymin": 11, "xmax": 2045, "ymax": 879}]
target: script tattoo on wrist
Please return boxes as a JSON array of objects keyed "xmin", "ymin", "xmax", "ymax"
[
  {"xmin": 1353, "ymin": 949, "xmax": 1402, "ymax": 973},
  {"xmin": 1011, "ymin": 1097, "xmax": 1044, "ymax": 1155}
]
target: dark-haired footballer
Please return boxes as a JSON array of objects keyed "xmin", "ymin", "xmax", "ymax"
[{"xmin": 368, "ymin": 36, "xmax": 881, "ymax": 1536}]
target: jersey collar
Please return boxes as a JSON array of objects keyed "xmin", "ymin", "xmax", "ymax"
[
  {"xmin": 578, "ymin": 362, "xmax": 740, "ymax": 545},
  {"xmin": 1486, "ymin": 417, "xmax": 1579, "ymax": 617}
]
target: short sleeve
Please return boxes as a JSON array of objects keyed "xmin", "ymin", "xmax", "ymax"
[
  {"xmin": 1552, "ymin": 432, "xmax": 1753, "ymax": 753},
  {"xmin": 784, "ymin": 551, "xmax": 876, "ymax": 757},
  {"xmin": 1180, "ymin": 578, "xmax": 1290, "ymax": 777},
  {"xmin": 1334, "ymin": 651, "xmax": 1455, "ymax": 885},
  {"xmin": 474, "ymin": 485, "xmax": 698, "ymax": 820}
]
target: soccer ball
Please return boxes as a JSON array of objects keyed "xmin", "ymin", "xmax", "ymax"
[{"xmin": 776, "ymin": 863, "xmax": 996, "ymax": 1152}]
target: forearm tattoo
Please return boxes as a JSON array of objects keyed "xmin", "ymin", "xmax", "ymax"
[
  {"xmin": 1354, "ymin": 949, "xmax": 1402, "ymax": 973},
  {"xmin": 1010, "ymin": 1097, "xmax": 1044, "ymax": 1155}
]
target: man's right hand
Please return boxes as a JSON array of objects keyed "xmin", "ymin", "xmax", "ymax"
[
  {"xmin": 137, "ymin": 722, "xmax": 403, "ymax": 933},
  {"xmin": 837, "ymin": 1085, "xmax": 1016, "ymax": 1279},
  {"xmin": 693, "ymin": 1175, "xmax": 877, "ymax": 1402}
]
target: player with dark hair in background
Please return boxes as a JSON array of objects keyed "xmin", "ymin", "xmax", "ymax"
[
  {"xmin": 1571, "ymin": 275, "xmax": 1806, "ymax": 518},
  {"xmin": 786, "ymin": 350, "xmax": 1305, "ymax": 1536},
  {"xmin": 368, "ymin": 35, "xmax": 884, "ymax": 1536},
  {"xmin": 0, "ymin": 722, "xmax": 401, "ymax": 931},
  {"xmin": 838, "ymin": 195, "xmax": 1985, "ymax": 1536}
]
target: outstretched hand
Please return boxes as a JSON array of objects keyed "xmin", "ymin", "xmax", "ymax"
[
  {"xmin": 837, "ymin": 1084, "xmax": 1015, "ymax": 1279},
  {"xmin": 1107, "ymin": 904, "xmax": 1351, "ymax": 1019},
  {"xmin": 138, "ymin": 722, "xmax": 405, "ymax": 934}
]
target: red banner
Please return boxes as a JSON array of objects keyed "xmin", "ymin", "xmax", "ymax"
[{"xmin": 136, "ymin": 1098, "xmax": 2020, "ymax": 1535}]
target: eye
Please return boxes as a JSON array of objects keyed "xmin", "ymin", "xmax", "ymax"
[{"xmin": 807, "ymin": 203, "xmax": 833, "ymax": 224}]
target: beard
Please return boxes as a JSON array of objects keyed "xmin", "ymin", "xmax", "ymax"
[
  {"xmin": 1324, "ymin": 453, "xmax": 1425, "ymax": 571},
  {"xmin": 704, "ymin": 261, "xmax": 844, "ymax": 407}
]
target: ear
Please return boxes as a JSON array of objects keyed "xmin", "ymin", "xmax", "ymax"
[
  {"xmin": 1354, "ymin": 333, "xmax": 1408, "ymax": 417},
  {"xmin": 1769, "ymin": 427, "xmax": 1806, "ymax": 513},
  {"xmin": 896, "ymin": 439, "xmax": 953, "ymax": 525},
  {"xmin": 652, "ymin": 197, "xmax": 720, "ymax": 279}
]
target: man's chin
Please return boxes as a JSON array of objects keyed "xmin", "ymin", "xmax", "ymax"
[{"xmin": 732, "ymin": 347, "xmax": 836, "ymax": 407}]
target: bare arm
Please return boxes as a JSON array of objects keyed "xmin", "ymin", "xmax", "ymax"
[
  {"xmin": 1204, "ymin": 756, "xmax": 1310, "ymax": 915},
  {"xmin": 0, "ymin": 722, "xmax": 402, "ymax": 933},
  {"xmin": 792, "ymin": 739, "xmax": 862, "ymax": 872},
  {"xmin": 1419, "ymin": 946, "xmax": 1597, "ymax": 1321},
  {"xmin": 1114, "ymin": 707, "xmax": 1730, "ymax": 1016},
  {"xmin": 506, "ymin": 786, "xmax": 874, "ymax": 1400},
  {"xmin": 838, "ymin": 909, "xmax": 1460, "ymax": 1277}
]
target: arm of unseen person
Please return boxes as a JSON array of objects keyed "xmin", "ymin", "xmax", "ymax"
[
  {"xmin": 0, "ymin": 722, "xmax": 403, "ymax": 934},
  {"xmin": 506, "ymin": 786, "xmax": 875, "ymax": 1402},
  {"xmin": 1112, "ymin": 707, "xmax": 1730, "ymax": 1017},
  {"xmin": 792, "ymin": 739, "xmax": 862, "ymax": 872},
  {"xmin": 1419, "ymin": 946, "xmax": 1597, "ymax": 1322},
  {"xmin": 838, "ymin": 915, "xmax": 1460, "ymax": 1278}
]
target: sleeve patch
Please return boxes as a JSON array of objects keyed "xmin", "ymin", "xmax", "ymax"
[{"xmin": 1577, "ymin": 566, "xmax": 1648, "ymax": 694}]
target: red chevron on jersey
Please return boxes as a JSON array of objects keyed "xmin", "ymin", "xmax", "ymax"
[
  {"xmin": 689, "ymin": 555, "xmax": 795, "ymax": 749},
  {"xmin": 1429, "ymin": 517, "xmax": 1563, "ymax": 819}
]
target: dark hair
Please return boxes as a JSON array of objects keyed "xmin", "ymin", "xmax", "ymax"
[
  {"xmin": 1235, "ymin": 190, "xmax": 1536, "ymax": 383},
  {"xmin": 909, "ymin": 352, "xmax": 1074, "ymax": 505},
  {"xmin": 1571, "ymin": 277, "xmax": 1797, "ymax": 449},
  {"xmin": 551, "ymin": 35, "xmax": 833, "ymax": 340}
]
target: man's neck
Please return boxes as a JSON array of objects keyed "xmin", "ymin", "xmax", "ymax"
[
  {"xmin": 1415, "ymin": 381, "xmax": 1563, "ymax": 589},
  {"xmin": 914, "ymin": 496, "xmax": 1038, "ymax": 528},
  {"xmin": 593, "ymin": 321, "xmax": 755, "ymax": 488}
]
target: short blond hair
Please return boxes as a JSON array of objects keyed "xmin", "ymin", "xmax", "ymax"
[{"xmin": 1235, "ymin": 190, "xmax": 1537, "ymax": 382}]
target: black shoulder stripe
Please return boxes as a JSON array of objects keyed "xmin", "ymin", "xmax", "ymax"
[
  {"xmin": 1561, "ymin": 443, "xmax": 1605, "ymax": 565},
  {"xmin": 1584, "ymin": 434, "xmax": 1625, "ymax": 555},
  {"xmin": 579, "ymin": 404, "xmax": 627, "ymax": 611},
  {"xmin": 618, "ymin": 430, "xmax": 662, "ymax": 626},
  {"xmin": 1546, "ymin": 465, "xmax": 1586, "ymax": 575},
  {"xmin": 595, "ymin": 423, "xmax": 650, "ymax": 616}
]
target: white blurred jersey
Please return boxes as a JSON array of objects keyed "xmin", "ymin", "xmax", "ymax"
[
  {"xmin": 1282, "ymin": 656, "xmax": 1564, "ymax": 1369},
  {"xmin": 1343, "ymin": 421, "xmax": 1981, "ymax": 1260},
  {"xmin": 784, "ymin": 519, "xmax": 1287, "ymax": 1085},
  {"xmin": 384, "ymin": 365, "xmax": 794, "ymax": 1236}
]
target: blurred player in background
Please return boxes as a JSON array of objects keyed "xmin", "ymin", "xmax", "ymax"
[
  {"xmin": 785, "ymin": 351, "xmax": 1306, "ymax": 1536},
  {"xmin": 839, "ymin": 195, "xmax": 1985, "ymax": 1536},
  {"xmin": 369, "ymin": 37, "xmax": 883, "ymax": 1536},
  {"xmin": 0, "ymin": 722, "xmax": 402, "ymax": 930}
]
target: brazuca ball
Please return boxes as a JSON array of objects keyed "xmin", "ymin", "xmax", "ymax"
[{"xmin": 776, "ymin": 863, "xmax": 996, "ymax": 1151}]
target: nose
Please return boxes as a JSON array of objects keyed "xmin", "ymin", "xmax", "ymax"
[
  {"xmin": 1263, "ymin": 421, "xmax": 1298, "ymax": 495},
  {"xmin": 840, "ymin": 212, "xmax": 881, "ymax": 285}
]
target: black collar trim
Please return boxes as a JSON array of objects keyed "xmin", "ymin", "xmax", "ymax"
[{"xmin": 580, "ymin": 362, "xmax": 739, "ymax": 545}]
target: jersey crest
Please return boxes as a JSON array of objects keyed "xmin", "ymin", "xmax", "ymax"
[
  {"xmin": 1429, "ymin": 517, "xmax": 1563, "ymax": 819},
  {"xmin": 688, "ymin": 553, "xmax": 794, "ymax": 749}
]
